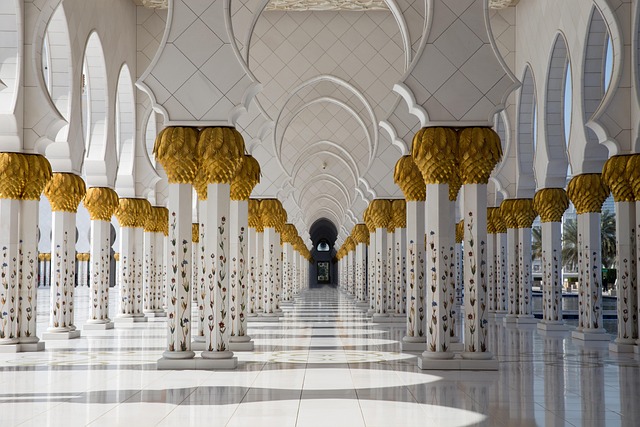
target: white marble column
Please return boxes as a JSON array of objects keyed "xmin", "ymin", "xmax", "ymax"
[
  {"xmin": 247, "ymin": 226, "xmax": 258, "ymax": 316},
  {"xmin": 568, "ymin": 174, "xmax": 610, "ymax": 342},
  {"xmin": 601, "ymin": 155, "xmax": 638, "ymax": 351},
  {"xmin": 18, "ymin": 199, "xmax": 44, "ymax": 349},
  {"xmin": 385, "ymin": 228, "xmax": 395, "ymax": 312},
  {"xmin": 229, "ymin": 199, "xmax": 252, "ymax": 350},
  {"xmin": 402, "ymin": 200, "xmax": 426, "ymax": 350},
  {"xmin": 282, "ymin": 240, "xmax": 294, "ymax": 303},
  {"xmin": 142, "ymin": 206, "xmax": 167, "ymax": 318},
  {"xmin": 355, "ymin": 241, "xmax": 367, "ymax": 304},
  {"xmin": 373, "ymin": 227, "xmax": 389, "ymax": 319},
  {"xmin": 517, "ymin": 226, "xmax": 536, "ymax": 323},
  {"xmin": 262, "ymin": 226, "xmax": 279, "ymax": 315},
  {"xmin": 422, "ymin": 183, "xmax": 454, "ymax": 360},
  {"xmin": 486, "ymin": 210, "xmax": 497, "ymax": 316},
  {"xmin": 394, "ymin": 224, "xmax": 407, "ymax": 317},
  {"xmin": 495, "ymin": 228, "xmax": 508, "ymax": 316},
  {"xmin": 83, "ymin": 188, "xmax": 118, "ymax": 330},
  {"xmin": 501, "ymin": 200, "xmax": 520, "ymax": 324},
  {"xmin": 255, "ymin": 229, "xmax": 264, "ymax": 314},
  {"xmin": 0, "ymin": 197, "xmax": 20, "ymax": 349},
  {"xmin": 43, "ymin": 173, "xmax": 85, "ymax": 340},
  {"xmin": 347, "ymin": 242, "xmax": 355, "ymax": 296},
  {"xmin": 540, "ymin": 221, "xmax": 564, "ymax": 328},
  {"xmin": 161, "ymin": 183, "xmax": 195, "ymax": 361},
  {"xmin": 201, "ymin": 182, "xmax": 235, "ymax": 361},
  {"xmin": 612, "ymin": 201, "xmax": 637, "ymax": 350}
]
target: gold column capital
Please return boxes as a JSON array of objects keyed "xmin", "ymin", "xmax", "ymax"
[
  {"xmin": 486, "ymin": 208, "xmax": 497, "ymax": 234},
  {"xmin": 390, "ymin": 199, "xmax": 406, "ymax": 231},
  {"xmin": 84, "ymin": 187, "xmax": 119, "ymax": 221},
  {"xmin": 248, "ymin": 199, "xmax": 263, "ymax": 232},
  {"xmin": 567, "ymin": 173, "xmax": 610, "ymax": 214},
  {"xmin": 533, "ymin": 188, "xmax": 569, "ymax": 223},
  {"xmin": 602, "ymin": 155, "xmax": 633, "ymax": 202},
  {"xmin": 192, "ymin": 223, "xmax": 199, "ymax": 243},
  {"xmin": 44, "ymin": 173, "xmax": 86, "ymax": 212},
  {"xmin": 499, "ymin": 199, "xmax": 519, "ymax": 229},
  {"xmin": 455, "ymin": 220, "xmax": 464, "ymax": 243},
  {"xmin": 259, "ymin": 198, "xmax": 285, "ymax": 230},
  {"xmin": 22, "ymin": 154, "xmax": 53, "ymax": 200},
  {"xmin": 458, "ymin": 127, "xmax": 502, "ymax": 184},
  {"xmin": 394, "ymin": 155, "xmax": 426, "ymax": 201},
  {"xmin": 280, "ymin": 223, "xmax": 298, "ymax": 244},
  {"xmin": 153, "ymin": 127, "xmax": 199, "ymax": 184},
  {"xmin": 115, "ymin": 198, "xmax": 152, "ymax": 228},
  {"xmin": 344, "ymin": 236, "xmax": 355, "ymax": 253},
  {"xmin": 352, "ymin": 223, "xmax": 370, "ymax": 245},
  {"xmin": 411, "ymin": 127, "xmax": 458, "ymax": 185},
  {"xmin": 0, "ymin": 152, "xmax": 28, "ymax": 199},
  {"xmin": 368, "ymin": 199, "xmax": 392, "ymax": 229},
  {"xmin": 197, "ymin": 127, "xmax": 245, "ymax": 185},
  {"xmin": 512, "ymin": 198, "xmax": 537, "ymax": 228},
  {"xmin": 624, "ymin": 154, "xmax": 640, "ymax": 201},
  {"xmin": 231, "ymin": 155, "xmax": 261, "ymax": 201}
]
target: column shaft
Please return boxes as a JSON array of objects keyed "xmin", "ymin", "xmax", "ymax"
[
  {"xmin": 375, "ymin": 229, "xmax": 387, "ymax": 315},
  {"xmin": 486, "ymin": 232, "xmax": 496, "ymax": 313},
  {"xmin": 424, "ymin": 183, "xmax": 454, "ymax": 356},
  {"xmin": 19, "ymin": 200, "xmax": 41, "ymax": 341},
  {"xmin": 496, "ymin": 232, "xmax": 508, "ymax": 314},
  {"xmin": 368, "ymin": 231, "xmax": 376, "ymax": 313},
  {"xmin": 229, "ymin": 199, "xmax": 249, "ymax": 340},
  {"xmin": 517, "ymin": 227, "xmax": 534, "ymax": 319},
  {"xmin": 164, "ymin": 184, "xmax": 194, "ymax": 358},
  {"xmin": 405, "ymin": 200, "xmax": 425, "ymax": 342},
  {"xmin": 394, "ymin": 227, "xmax": 406, "ymax": 315},
  {"xmin": 263, "ymin": 227, "xmax": 278, "ymax": 315},
  {"xmin": 462, "ymin": 184, "xmax": 491, "ymax": 357},
  {"xmin": 506, "ymin": 228, "xmax": 519, "ymax": 320},
  {"xmin": 202, "ymin": 183, "xmax": 232, "ymax": 356},
  {"xmin": 48, "ymin": 211, "xmax": 76, "ymax": 332},
  {"xmin": 0, "ymin": 199, "xmax": 20, "ymax": 344},
  {"xmin": 541, "ymin": 221, "xmax": 563, "ymax": 324},
  {"xmin": 88, "ymin": 220, "xmax": 111, "ymax": 323}
]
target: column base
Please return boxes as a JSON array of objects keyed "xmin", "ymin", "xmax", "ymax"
[
  {"xmin": 229, "ymin": 337, "xmax": 254, "ymax": 351},
  {"xmin": 0, "ymin": 344, "xmax": 20, "ymax": 353},
  {"xmin": 450, "ymin": 342, "xmax": 464, "ymax": 352},
  {"xmin": 492, "ymin": 312, "xmax": 506, "ymax": 319},
  {"xmin": 571, "ymin": 329, "xmax": 610, "ymax": 341},
  {"xmin": 537, "ymin": 321, "xmax": 567, "ymax": 331},
  {"xmin": 114, "ymin": 316, "xmax": 148, "ymax": 324},
  {"xmin": 503, "ymin": 315, "xmax": 518, "ymax": 324},
  {"xmin": 248, "ymin": 315, "xmax": 281, "ymax": 322},
  {"xmin": 372, "ymin": 314, "xmax": 404, "ymax": 323},
  {"xmin": 401, "ymin": 336, "xmax": 426, "ymax": 351},
  {"xmin": 83, "ymin": 322, "xmax": 114, "ymax": 331},
  {"xmin": 157, "ymin": 356, "xmax": 237, "ymax": 370},
  {"xmin": 18, "ymin": 341, "xmax": 46, "ymax": 352},
  {"xmin": 516, "ymin": 315, "xmax": 537, "ymax": 324},
  {"xmin": 609, "ymin": 341, "xmax": 636, "ymax": 353},
  {"xmin": 418, "ymin": 355, "xmax": 498, "ymax": 370},
  {"xmin": 144, "ymin": 310, "xmax": 166, "ymax": 318},
  {"xmin": 191, "ymin": 337, "xmax": 206, "ymax": 351},
  {"xmin": 42, "ymin": 330, "xmax": 81, "ymax": 340}
]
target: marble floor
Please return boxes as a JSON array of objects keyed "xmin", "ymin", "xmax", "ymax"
[{"xmin": 1, "ymin": 287, "xmax": 639, "ymax": 426}]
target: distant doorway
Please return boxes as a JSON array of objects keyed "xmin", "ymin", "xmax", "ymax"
[{"xmin": 317, "ymin": 261, "xmax": 331, "ymax": 284}]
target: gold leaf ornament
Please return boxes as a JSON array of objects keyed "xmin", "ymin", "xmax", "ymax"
[
  {"xmin": 533, "ymin": 188, "xmax": 569, "ymax": 223},
  {"xmin": 197, "ymin": 127, "xmax": 245, "ymax": 185},
  {"xmin": 153, "ymin": 127, "xmax": 199, "ymax": 184},
  {"xmin": 231, "ymin": 155, "xmax": 261, "ymax": 201},
  {"xmin": 84, "ymin": 187, "xmax": 119, "ymax": 221},
  {"xmin": 567, "ymin": 174, "xmax": 610, "ymax": 214},
  {"xmin": 458, "ymin": 127, "xmax": 502, "ymax": 185},
  {"xmin": 393, "ymin": 155, "xmax": 425, "ymax": 201},
  {"xmin": 44, "ymin": 173, "xmax": 86, "ymax": 212}
]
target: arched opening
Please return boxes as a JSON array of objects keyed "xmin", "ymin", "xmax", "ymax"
[
  {"xmin": 309, "ymin": 218, "xmax": 338, "ymax": 287},
  {"xmin": 115, "ymin": 65, "xmax": 136, "ymax": 187},
  {"xmin": 516, "ymin": 65, "xmax": 536, "ymax": 197},
  {"xmin": 82, "ymin": 32, "xmax": 108, "ymax": 161},
  {"xmin": 543, "ymin": 33, "xmax": 571, "ymax": 186}
]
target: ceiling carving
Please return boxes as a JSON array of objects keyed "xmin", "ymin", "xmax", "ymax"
[
  {"xmin": 489, "ymin": 0, "xmax": 519, "ymax": 9},
  {"xmin": 266, "ymin": 0, "xmax": 388, "ymax": 11}
]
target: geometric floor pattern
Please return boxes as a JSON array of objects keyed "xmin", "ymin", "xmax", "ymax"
[{"xmin": 1, "ymin": 287, "xmax": 639, "ymax": 426}]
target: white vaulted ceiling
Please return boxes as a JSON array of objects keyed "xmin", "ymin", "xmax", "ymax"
[{"xmin": 230, "ymin": 2, "xmax": 426, "ymax": 239}]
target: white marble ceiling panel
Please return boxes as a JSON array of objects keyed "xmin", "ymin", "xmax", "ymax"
[{"xmin": 249, "ymin": 10, "xmax": 404, "ymax": 122}]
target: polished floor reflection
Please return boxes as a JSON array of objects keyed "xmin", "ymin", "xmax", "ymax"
[{"xmin": 0, "ymin": 287, "xmax": 638, "ymax": 426}]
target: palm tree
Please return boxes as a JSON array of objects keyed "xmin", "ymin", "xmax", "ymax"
[
  {"xmin": 562, "ymin": 218, "xmax": 578, "ymax": 271},
  {"xmin": 600, "ymin": 210, "xmax": 616, "ymax": 268},
  {"xmin": 561, "ymin": 210, "xmax": 617, "ymax": 270},
  {"xmin": 532, "ymin": 226, "xmax": 542, "ymax": 261}
]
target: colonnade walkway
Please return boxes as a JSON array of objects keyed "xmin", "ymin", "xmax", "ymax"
[{"xmin": 0, "ymin": 286, "xmax": 639, "ymax": 426}]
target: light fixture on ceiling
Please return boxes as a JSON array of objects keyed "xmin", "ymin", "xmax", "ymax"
[{"xmin": 321, "ymin": 161, "xmax": 327, "ymax": 170}]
